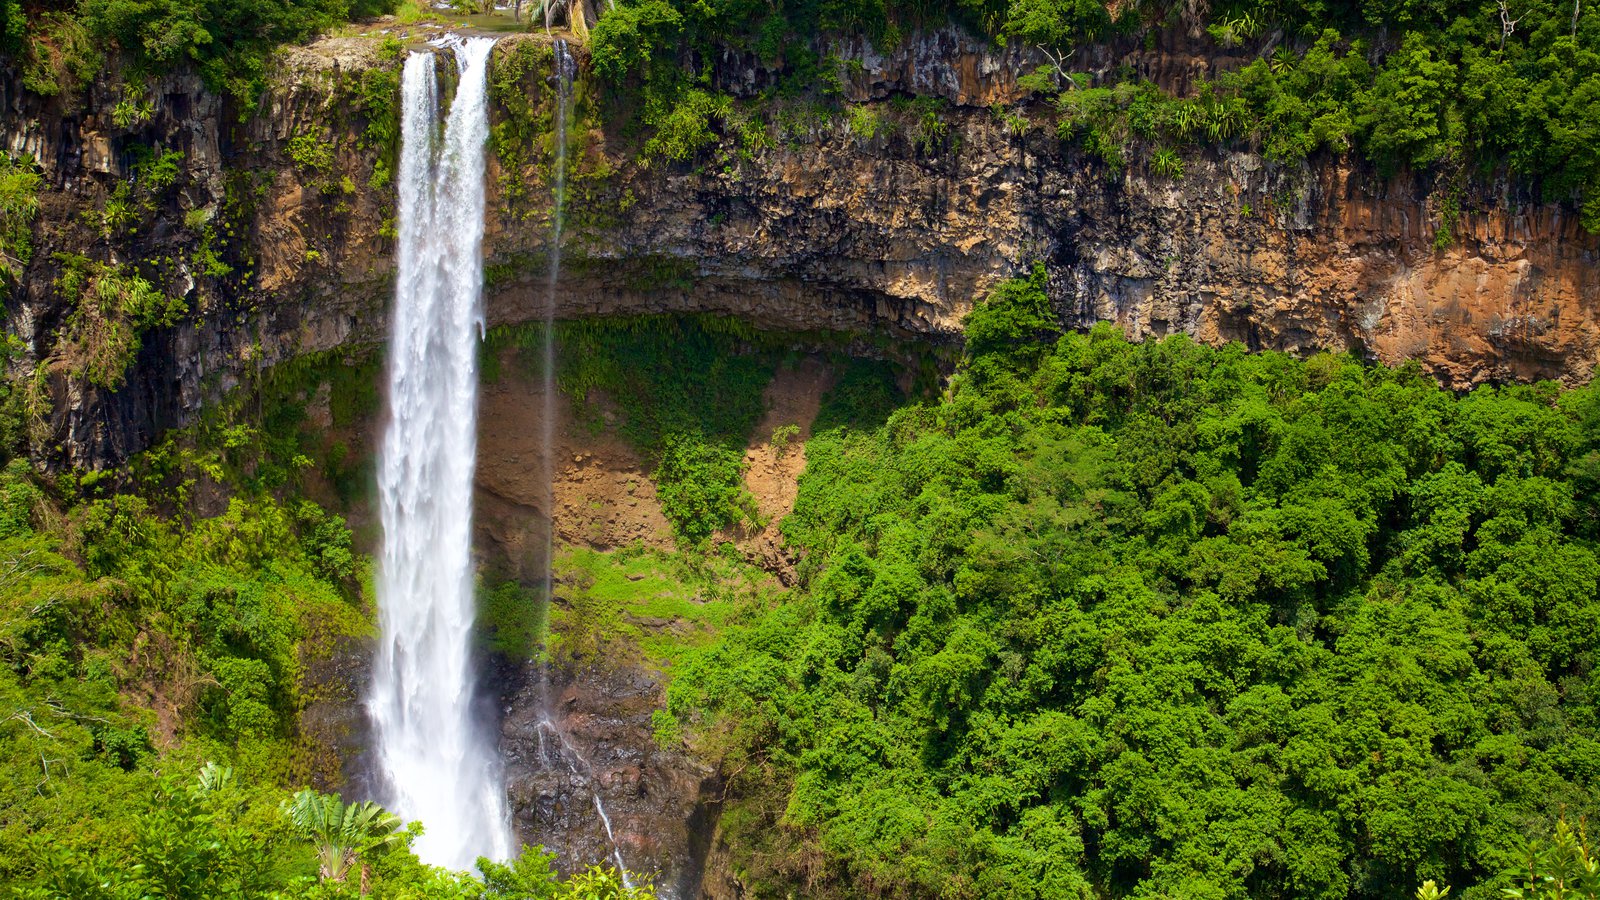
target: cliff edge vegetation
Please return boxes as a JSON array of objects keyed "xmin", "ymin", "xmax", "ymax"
[{"xmin": 586, "ymin": 0, "xmax": 1600, "ymax": 231}]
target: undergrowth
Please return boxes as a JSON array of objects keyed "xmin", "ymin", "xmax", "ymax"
[{"xmin": 486, "ymin": 315, "xmax": 779, "ymax": 545}]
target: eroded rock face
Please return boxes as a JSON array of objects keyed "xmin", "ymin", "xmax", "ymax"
[
  {"xmin": 533, "ymin": 110, "xmax": 1600, "ymax": 389},
  {"xmin": 498, "ymin": 661, "xmax": 714, "ymax": 899},
  {"xmin": 7, "ymin": 29, "xmax": 1600, "ymax": 468}
]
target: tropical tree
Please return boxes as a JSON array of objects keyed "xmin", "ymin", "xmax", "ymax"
[
  {"xmin": 1502, "ymin": 819, "xmax": 1600, "ymax": 899},
  {"xmin": 282, "ymin": 789, "xmax": 407, "ymax": 884}
]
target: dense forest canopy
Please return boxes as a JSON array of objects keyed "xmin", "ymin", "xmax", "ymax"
[
  {"xmin": 661, "ymin": 269, "xmax": 1600, "ymax": 898},
  {"xmin": 1, "ymin": 282, "xmax": 1597, "ymax": 896}
]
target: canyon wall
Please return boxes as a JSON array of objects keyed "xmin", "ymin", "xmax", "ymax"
[
  {"xmin": 7, "ymin": 23, "xmax": 1600, "ymax": 896},
  {"xmin": 5, "ymin": 28, "xmax": 1600, "ymax": 468}
]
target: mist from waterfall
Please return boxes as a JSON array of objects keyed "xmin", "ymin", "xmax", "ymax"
[{"xmin": 369, "ymin": 35, "xmax": 513, "ymax": 871}]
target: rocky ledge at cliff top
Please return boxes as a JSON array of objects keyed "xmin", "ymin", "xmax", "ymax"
[{"xmin": 4, "ymin": 28, "xmax": 1598, "ymax": 469}]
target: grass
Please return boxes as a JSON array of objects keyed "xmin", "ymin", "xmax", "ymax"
[{"xmin": 548, "ymin": 543, "xmax": 775, "ymax": 671}]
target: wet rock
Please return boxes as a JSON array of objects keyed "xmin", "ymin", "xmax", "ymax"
[
  {"xmin": 498, "ymin": 662, "xmax": 713, "ymax": 899},
  {"xmin": 299, "ymin": 634, "xmax": 380, "ymax": 795}
]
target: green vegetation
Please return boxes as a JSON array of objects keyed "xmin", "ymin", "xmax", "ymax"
[
  {"xmin": 544, "ymin": 545, "xmax": 772, "ymax": 669},
  {"xmin": 1421, "ymin": 818, "xmax": 1597, "ymax": 898},
  {"xmin": 0, "ymin": 153, "xmax": 43, "ymax": 290},
  {"xmin": 5, "ymin": 248, "xmax": 1598, "ymax": 898},
  {"xmin": 1499, "ymin": 820, "xmax": 1598, "ymax": 899},
  {"xmin": 283, "ymin": 787, "xmax": 408, "ymax": 882},
  {"xmin": 17, "ymin": 12, "xmax": 101, "ymax": 103},
  {"xmin": 356, "ymin": 36, "xmax": 406, "ymax": 168},
  {"xmin": 487, "ymin": 38, "xmax": 557, "ymax": 214},
  {"xmin": 0, "ymin": 460, "xmax": 369, "ymax": 874},
  {"xmin": 487, "ymin": 316, "xmax": 779, "ymax": 544},
  {"xmin": 480, "ymin": 577, "xmax": 547, "ymax": 660},
  {"xmin": 4, "ymin": 0, "xmax": 398, "ymax": 112},
  {"xmin": 583, "ymin": 0, "xmax": 1600, "ymax": 227},
  {"xmin": 8, "ymin": 759, "xmax": 654, "ymax": 897},
  {"xmin": 52, "ymin": 253, "xmax": 186, "ymax": 389},
  {"xmin": 662, "ymin": 271, "xmax": 1600, "ymax": 898},
  {"xmin": 1029, "ymin": 18, "xmax": 1600, "ymax": 229},
  {"xmin": 233, "ymin": 345, "xmax": 384, "ymax": 503},
  {"xmin": 0, "ymin": 340, "xmax": 658, "ymax": 896}
]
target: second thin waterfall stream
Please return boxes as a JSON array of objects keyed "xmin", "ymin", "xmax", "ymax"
[
  {"xmin": 369, "ymin": 35, "xmax": 513, "ymax": 871},
  {"xmin": 369, "ymin": 31, "xmax": 636, "ymax": 883},
  {"xmin": 535, "ymin": 37, "xmax": 638, "ymax": 888}
]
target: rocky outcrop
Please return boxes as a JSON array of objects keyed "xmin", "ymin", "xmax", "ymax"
[
  {"xmin": 499, "ymin": 662, "xmax": 715, "ymax": 899},
  {"xmin": 7, "ymin": 28, "xmax": 1600, "ymax": 467}
]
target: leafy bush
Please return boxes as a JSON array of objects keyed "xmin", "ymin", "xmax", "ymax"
[
  {"xmin": 0, "ymin": 154, "xmax": 42, "ymax": 289},
  {"xmin": 666, "ymin": 272, "xmax": 1600, "ymax": 898},
  {"xmin": 641, "ymin": 88, "xmax": 732, "ymax": 163},
  {"xmin": 590, "ymin": 0, "xmax": 682, "ymax": 84},
  {"xmin": 18, "ymin": 13, "xmax": 101, "ymax": 101},
  {"xmin": 655, "ymin": 436, "xmax": 755, "ymax": 543},
  {"xmin": 52, "ymin": 254, "xmax": 186, "ymax": 389}
]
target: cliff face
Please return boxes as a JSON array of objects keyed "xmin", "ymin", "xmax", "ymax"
[
  {"xmin": 7, "ymin": 28, "xmax": 1599, "ymax": 469},
  {"xmin": 6, "ymin": 23, "xmax": 1600, "ymax": 896}
]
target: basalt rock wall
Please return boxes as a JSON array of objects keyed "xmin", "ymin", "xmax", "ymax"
[{"xmin": 4, "ymin": 27, "xmax": 1598, "ymax": 466}]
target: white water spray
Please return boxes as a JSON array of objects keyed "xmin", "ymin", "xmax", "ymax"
[{"xmin": 369, "ymin": 35, "xmax": 513, "ymax": 871}]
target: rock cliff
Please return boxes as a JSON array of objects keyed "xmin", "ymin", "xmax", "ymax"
[
  {"xmin": 5, "ymin": 27, "xmax": 1599, "ymax": 468},
  {"xmin": 7, "ymin": 20, "xmax": 1600, "ymax": 897}
]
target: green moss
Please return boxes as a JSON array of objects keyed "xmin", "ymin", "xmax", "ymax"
[
  {"xmin": 559, "ymin": 252, "xmax": 698, "ymax": 293},
  {"xmin": 285, "ymin": 132, "xmax": 337, "ymax": 194},
  {"xmin": 546, "ymin": 545, "xmax": 766, "ymax": 670},
  {"xmin": 487, "ymin": 38, "xmax": 556, "ymax": 217},
  {"xmin": 478, "ymin": 577, "xmax": 545, "ymax": 660},
  {"xmin": 353, "ymin": 52, "xmax": 403, "ymax": 185},
  {"xmin": 483, "ymin": 250, "xmax": 547, "ymax": 295},
  {"xmin": 194, "ymin": 345, "xmax": 386, "ymax": 501}
]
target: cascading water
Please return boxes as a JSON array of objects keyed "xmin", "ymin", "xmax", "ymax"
[
  {"xmin": 369, "ymin": 35, "xmax": 514, "ymax": 871},
  {"xmin": 535, "ymin": 39, "xmax": 575, "ymax": 717},
  {"xmin": 533, "ymin": 38, "xmax": 636, "ymax": 889}
]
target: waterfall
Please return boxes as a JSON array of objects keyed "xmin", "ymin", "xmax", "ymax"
[
  {"xmin": 536, "ymin": 39, "xmax": 574, "ymax": 716},
  {"xmin": 369, "ymin": 35, "xmax": 513, "ymax": 871}
]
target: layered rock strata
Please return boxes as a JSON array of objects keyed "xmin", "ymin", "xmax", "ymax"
[{"xmin": 5, "ymin": 29, "xmax": 1599, "ymax": 466}]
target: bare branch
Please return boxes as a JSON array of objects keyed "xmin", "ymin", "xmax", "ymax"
[
  {"xmin": 1038, "ymin": 47, "xmax": 1078, "ymax": 90},
  {"xmin": 5, "ymin": 709, "xmax": 55, "ymax": 737},
  {"xmin": 1498, "ymin": 0, "xmax": 1523, "ymax": 49},
  {"xmin": 44, "ymin": 697, "xmax": 113, "ymax": 725}
]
